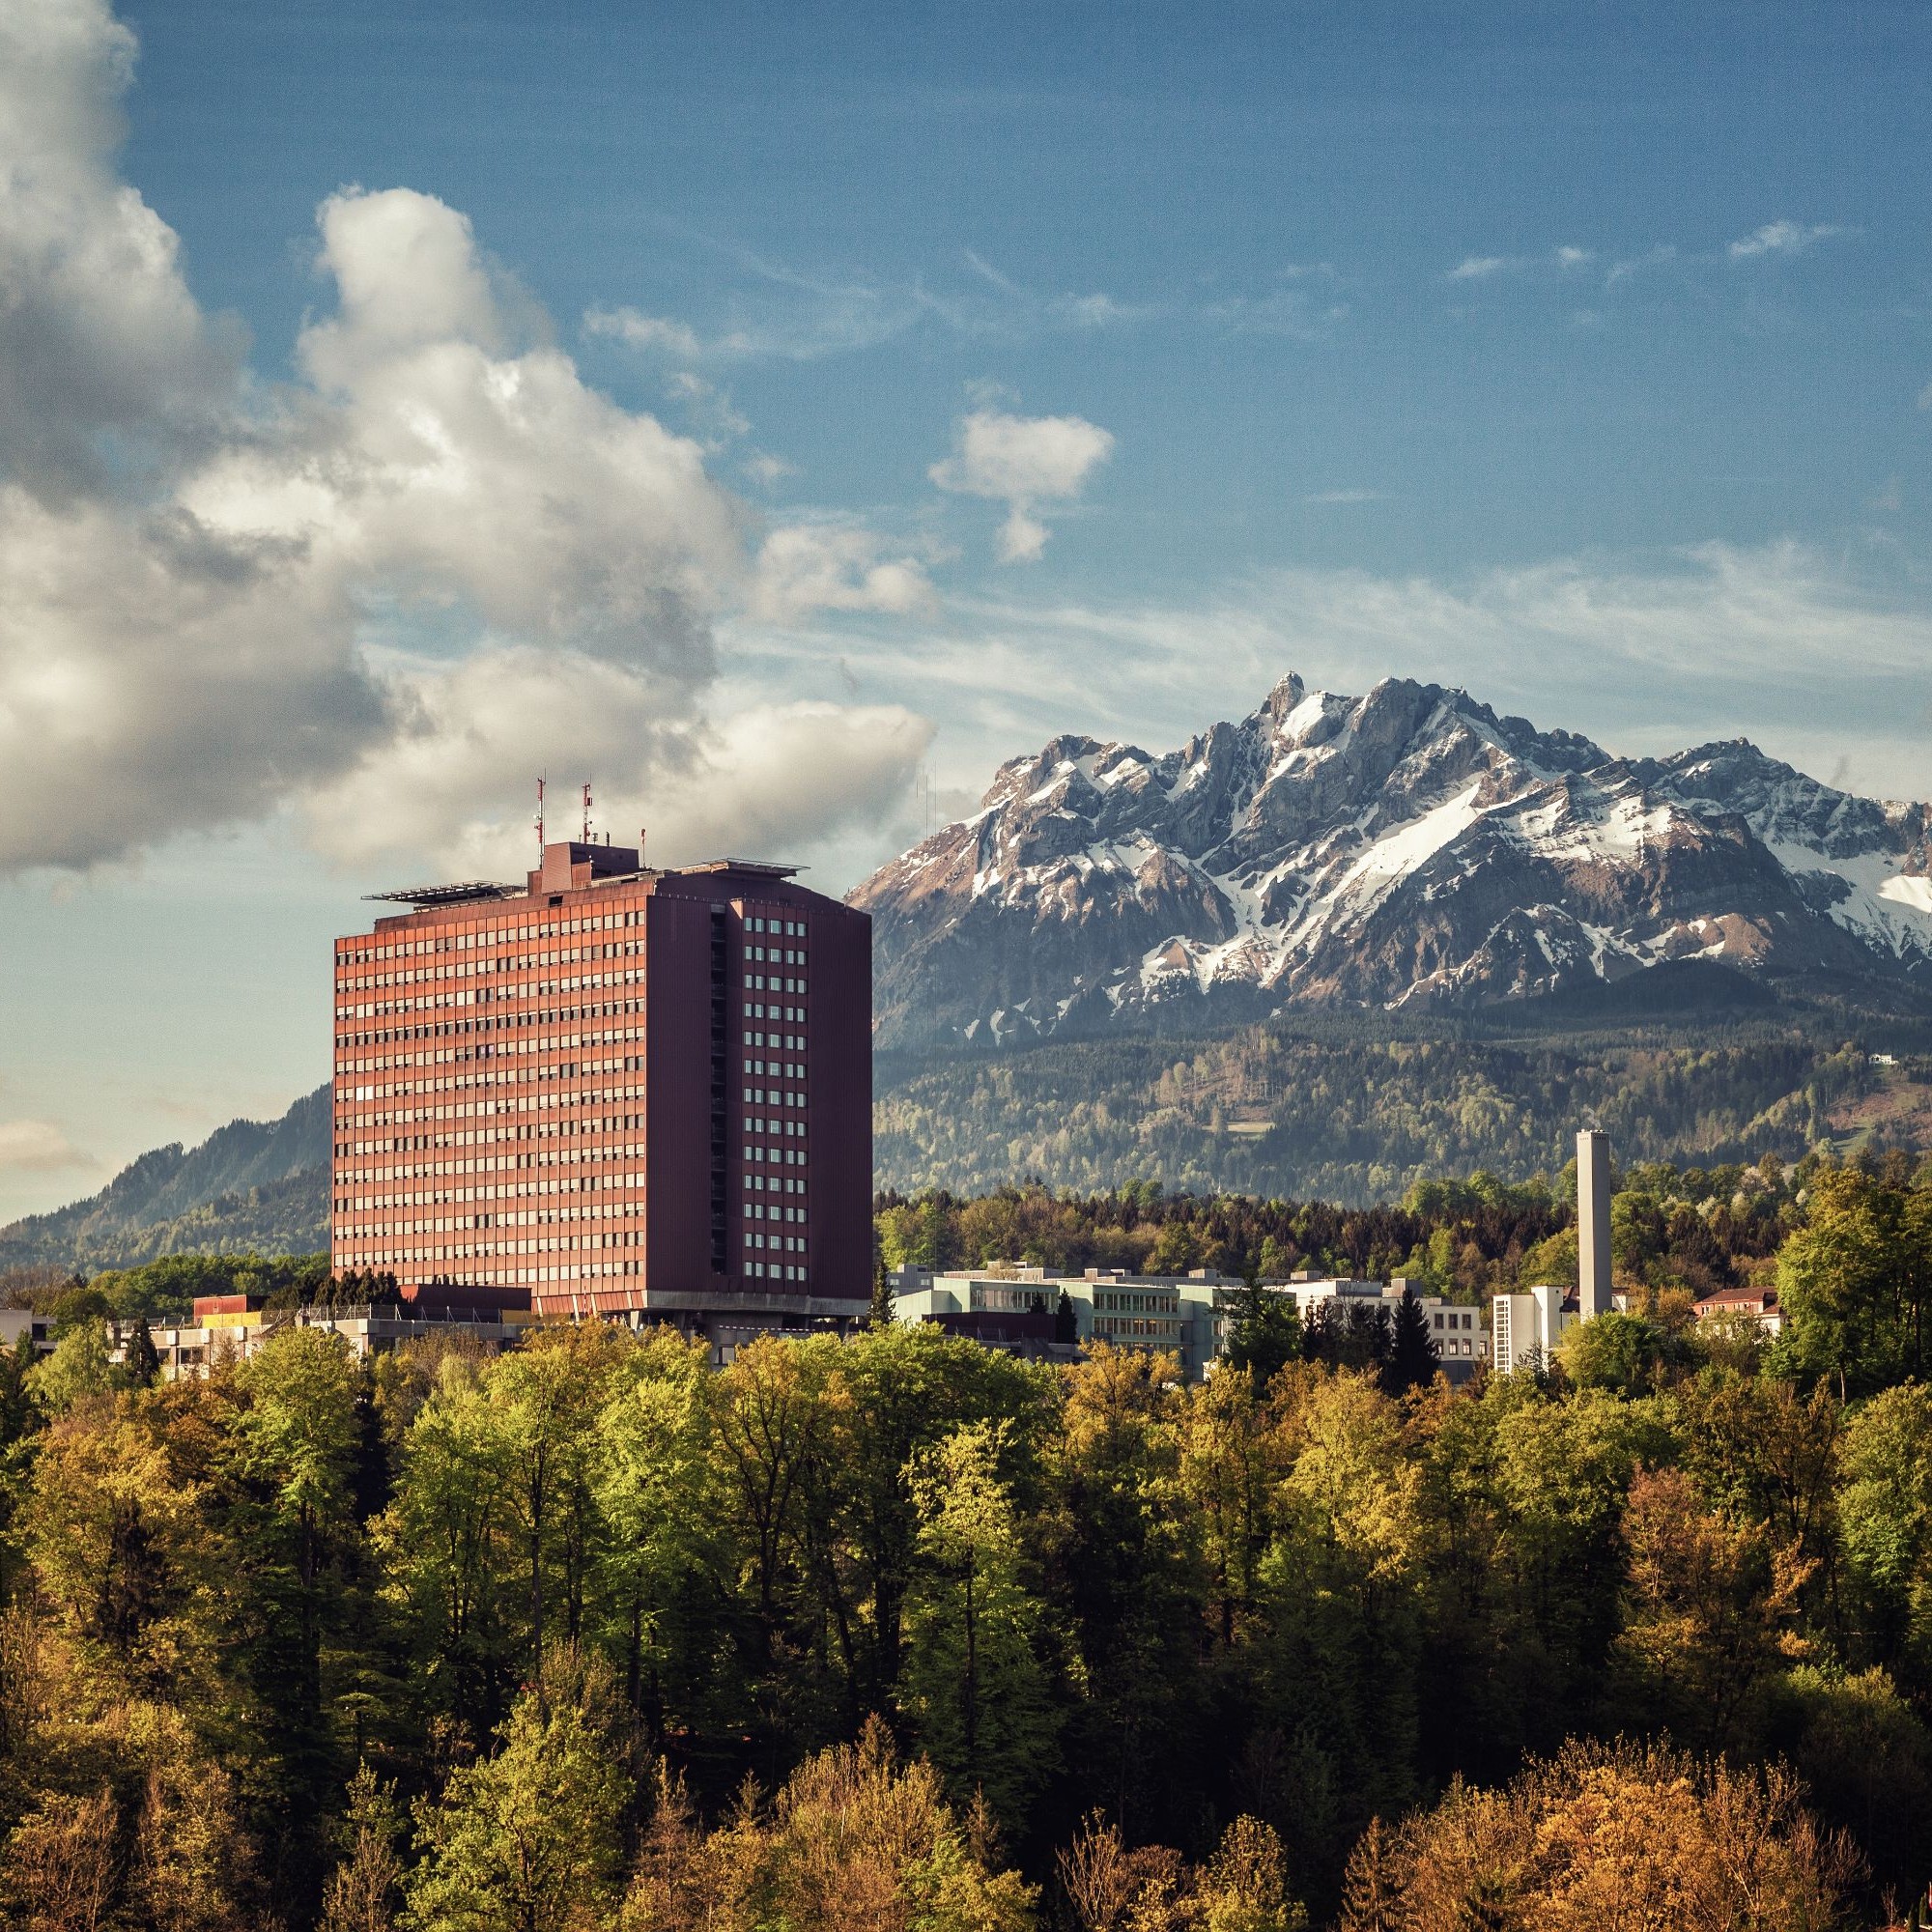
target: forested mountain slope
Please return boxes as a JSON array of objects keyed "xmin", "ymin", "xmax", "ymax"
[
  {"xmin": 0, "ymin": 1086, "xmax": 329, "ymax": 1269},
  {"xmin": 874, "ymin": 1011, "xmax": 1928, "ymax": 1201}
]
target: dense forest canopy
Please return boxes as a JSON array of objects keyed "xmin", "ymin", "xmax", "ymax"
[
  {"xmin": 1, "ymin": 1149, "xmax": 1930, "ymax": 1927},
  {"xmin": 875, "ymin": 1015, "xmax": 1929, "ymax": 1202}
]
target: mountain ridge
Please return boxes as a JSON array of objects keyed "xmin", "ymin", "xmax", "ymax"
[
  {"xmin": 0, "ymin": 1086, "xmax": 331, "ymax": 1271},
  {"xmin": 849, "ymin": 672, "xmax": 1932, "ymax": 1051}
]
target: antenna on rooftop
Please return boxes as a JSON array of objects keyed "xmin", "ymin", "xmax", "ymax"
[
  {"xmin": 639, "ymin": 826, "xmax": 647, "ymax": 868},
  {"xmin": 582, "ymin": 780, "xmax": 593, "ymax": 844},
  {"xmin": 535, "ymin": 773, "xmax": 546, "ymax": 858}
]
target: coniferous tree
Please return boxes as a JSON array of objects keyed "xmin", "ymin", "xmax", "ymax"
[
  {"xmin": 1383, "ymin": 1288, "xmax": 1438, "ymax": 1395},
  {"xmin": 124, "ymin": 1315, "xmax": 161, "ymax": 1389},
  {"xmin": 1226, "ymin": 1277, "xmax": 1301, "ymax": 1389}
]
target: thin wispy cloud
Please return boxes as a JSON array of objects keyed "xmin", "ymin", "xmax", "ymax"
[
  {"xmin": 1728, "ymin": 219, "xmax": 1846, "ymax": 261},
  {"xmin": 1449, "ymin": 255, "xmax": 1505, "ymax": 281},
  {"xmin": 735, "ymin": 540, "xmax": 1932, "ymax": 818},
  {"xmin": 0, "ymin": 1119, "xmax": 92, "ymax": 1174},
  {"xmin": 1605, "ymin": 243, "xmax": 1678, "ymax": 286},
  {"xmin": 1302, "ymin": 489, "xmax": 1385, "ymax": 505}
]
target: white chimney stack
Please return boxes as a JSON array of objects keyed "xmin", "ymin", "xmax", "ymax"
[{"xmin": 1577, "ymin": 1128, "xmax": 1612, "ymax": 1320}]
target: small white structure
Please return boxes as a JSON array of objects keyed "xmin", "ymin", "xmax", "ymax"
[
  {"xmin": 0, "ymin": 1309, "xmax": 50, "ymax": 1355},
  {"xmin": 1491, "ymin": 1284, "xmax": 1577, "ymax": 1375}
]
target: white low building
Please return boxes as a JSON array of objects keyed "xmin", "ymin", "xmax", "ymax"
[
  {"xmin": 1281, "ymin": 1275, "xmax": 1487, "ymax": 1381},
  {"xmin": 1490, "ymin": 1284, "xmax": 1577, "ymax": 1375},
  {"xmin": 894, "ymin": 1265, "xmax": 1484, "ymax": 1382}
]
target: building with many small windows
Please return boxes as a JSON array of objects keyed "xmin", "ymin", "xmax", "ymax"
[
  {"xmin": 893, "ymin": 1265, "xmax": 1487, "ymax": 1383},
  {"xmin": 330, "ymin": 838, "xmax": 872, "ymax": 1350}
]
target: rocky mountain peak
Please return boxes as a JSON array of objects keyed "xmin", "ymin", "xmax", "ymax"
[{"xmin": 851, "ymin": 673, "xmax": 1932, "ymax": 1051}]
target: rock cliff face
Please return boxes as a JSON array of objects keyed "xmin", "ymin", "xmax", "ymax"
[{"xmin": 849, "ymin": 674, "xmax": 1932, "ymax": 1049}]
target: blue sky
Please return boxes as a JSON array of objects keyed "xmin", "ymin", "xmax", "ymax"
[{"xmin": 2, "ymin": 0, "xmax": 1929, "ymax": 1216}]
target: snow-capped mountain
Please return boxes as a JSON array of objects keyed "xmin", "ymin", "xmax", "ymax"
[{"xmin": 850, "ymin": 674, "xmax": 1932, "ymax": 1050}]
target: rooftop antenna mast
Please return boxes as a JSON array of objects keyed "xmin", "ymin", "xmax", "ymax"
[
  {"xmin": 582, "ymin": 780, "xmax": 593, "ymax": 845},
  {"xmin": 535, "ymin": 773, "xmax": 546, "ymax": 859}
]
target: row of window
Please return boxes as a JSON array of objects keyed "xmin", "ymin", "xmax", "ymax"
[
  {"xmin": 339, "ymin": 1112, "xmax": 641, "ymax": 1155},
  {"xmin": 338, "ymin": 1145, "xmax": 648, "ymax": 1188},
  {"xmin": 742, "ymin": 1088, "xmax": 807, "ymax": 1109},
  {"xmin": 338, "ymin": 1175, "xmax": 647, "ymax": 1211},
  {"xmin": 339, "ymin": 908, "xmax": 647, "ymax": 966},
  {"xmin": 337, "ymin": 973, "xmax": 643, "ymax": 1018},
  {"xmin": 337, "ymin": 934, "xmax": 644, "ymax": 987}
]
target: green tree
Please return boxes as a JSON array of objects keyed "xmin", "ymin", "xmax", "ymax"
[
  {"xmin": 1194, "ymin": 1815, "xmax": 1308, "ymax": 1932},
  {"xmin": 1556, "ymin": 1310, "xmax": 1667, "ymax": 1396},
  {"xmin": 404, "ymin": 1666, "xmax": 627, "ymax": 1932},
  {"xmin": 373, "ymin": 1354, "xmax": 517, "ymax": 1731},
  {"xmin": 589, "ymin": 1327, "xmax": 722, "ymax": 1722},
  {"xmin": 1836, "ymin": 1380, "xmax": 1932, "ymax": 1689},
  {"xmin": 26, "ymin": 1318, "xmax": 117, "ymax": 1416},
  {"xmin": 124, "ymin": 1317, "xmax": 162, "ymax": 1390},
  {"xmin": 321, "ymin": 1761, "xmax": 406, "ymax": 1932},
  {"xmin": 1225, "ymin": 1284, "xmax": 1302, "ymax": 1391},
  {"xmin": 491, "ymin": 1325, "xmax": 629, "ymax": 1673},
  {"xmin": 1776, "ymin": 1167, "xmax": 1928, "ymax": 1395},
  {"xmin": 901, "ymin": 1421, "xmax": 1058, "ymax": 1827},
  {"xmin": 230, "ymin": 1325, "xmax": 364, "ymax": 1907}
]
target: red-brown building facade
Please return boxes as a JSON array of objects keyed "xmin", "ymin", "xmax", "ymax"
[{"xmin": 330, "ymin": 840, "xmax": 871, "ymax": 1342}]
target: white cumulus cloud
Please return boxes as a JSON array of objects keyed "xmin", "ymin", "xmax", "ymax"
[
  {"xmin": 750, "ymin": 524, "xmax": 936, "ymax": 623},
  {"xmin": 0, "ymin": 1, "xmax": 935, "ymax": 878},
  {"xmin": 0, "ymin": 0, "xmax": 244, "ymax": 500},
  {"xmin": 929, "ymin": 405, "xmax": 1114, "ymax": 563}
]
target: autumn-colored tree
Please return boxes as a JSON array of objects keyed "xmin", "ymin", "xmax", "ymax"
[
  {"xmin": 671, "ymin": 1715, "xmax": 1038, "ymax": 1932},
  {"xmin": 1610, "ymin": 1464, "xmax": 1813, "ymax": 1750},
  {"xmin": 1339, "ymin": 1737, "xmax": 1858, "ymax": 1931},
  {"xmin": 320, "ymin": 1762, "xmax": 406, "ymax": 1932}
]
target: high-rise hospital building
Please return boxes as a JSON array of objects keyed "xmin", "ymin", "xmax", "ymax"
[{"xmin": 330, "ymin": 839, "xmax": 871, "ymax": 1336}]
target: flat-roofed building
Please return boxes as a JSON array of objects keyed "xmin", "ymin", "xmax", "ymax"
[
  {"xmin": 891, "ymin": 1265, "xmax": 1483, "ymax": 1384},
  {"xmin": 1491, "ymin": 1284, "xmax": 1577, "ymax": 1376},
  {"xmin": 331, "ymin": 839, "xmax": 871, "ymax": 1350}
]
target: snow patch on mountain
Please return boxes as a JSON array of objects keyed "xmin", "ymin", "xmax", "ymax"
[{"xmin": 852, "ymin": 672, "xmax": 1932, "ymax": 1050}]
